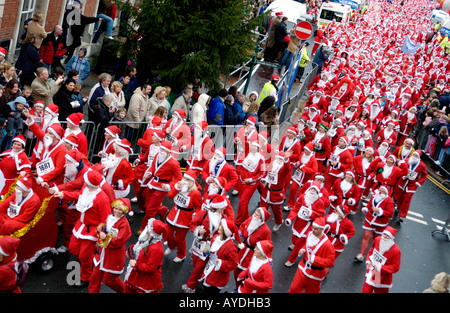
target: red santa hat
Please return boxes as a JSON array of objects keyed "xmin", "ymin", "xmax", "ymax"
[
  {"xmin": 16, "ymin": 175, "xmax": 32, "ymax": 192},
  {"xmin": 307, "ymin": 181, "xmax": 322, "ymax": 195},
  {"xmin": 12, "ymin": 135, "xmax": 26, "ymax": 147},
  {"xmin": 345, "ymin": 169, "xmax": 356, "ymax": 179},
  {"xmin": 276, "ymin": 151, "xmax": 285, "ymax": 160},
  {"xmin": 173, "ymin": 109, "xmax": 186, "ymax": 121},
  {"xmin": 90, "ymin": 163, "xmax": 105, "ymax": 174},
  {"xmin": 379, "ymin": 185, "xmax": 389, "ymax": 194},
  {"xmin": 115, "ymin": 138, "xmax": 133, "ymax": 154},
  {"xmin": 214, "ymin": 177, "xmax": 228, "ymax": 193},
  {"xmin": 160, "ymin": 140, "xmax": 172, "ymax": 152},
  {"xmin": 105, "ymin": 125, "xmax": 121, "ymax": 138},
  {"xmin": 220, "ymin": 218, "xmax": 242, "ymax": 245},
  {"xmin": 63, "ymin": 133, "xmax": 79, "ymax": 147},
  {"xmin": 83, "ymin": 170, "xmax": 103, "ymax": 188},
  {"xmin": 195, "ymin": 120, "xmax": 209, "ymax": 132},
  {"xmin": 47, "ymin": 124, "xmax": 65, "ymax": 140},
  {"xmin": 0, "ymin": 236, "xmax": 20, "ymax": 257},
  {"xmin": 209, "ymin": 194, "xmax": 228, "ymax": 210},
  {"xmin": 0, "ymin": 47, "xmax": 7, "ymax": 58},
  {"xmin": 150, "ymin": 116, "xmax": 162, "ymax": 128},
  {"xmin": 339, "ymin": 136, "xmax": 349, "ymax": 146},
  {"xmin": 250, "ymin": 140, "xmax": 260, "ymax": 149},
  {"xmin": 215, "ymin": 146, "xmax": 226, "ymax": 159},
  {"xmin": 275, "ymin": 11, "xmax": 284, "ymax": 16},
  {"xmin": 34, "ymin": 101, "xmax": 44, "ymax": 108},
  {"xmin": 335, "ymin": 205, "xmax": 350, "ymax": 218},
  {"xmin": 153, "ymin": 130, "xmax": 165, "ymax": 142},
  {"xmin": 312, "ymin": 217, "xmax": 327, "ymax": 229},
  {"xmin": 149, "ymin": 218, "xmax": 168, "ymax": 241},
  {"xmin": 412, "ymin": 150, "xmax": 422, "ymax": 158},
  {"xmin": 247, "ymin": 115, "xmax": 256, "ymax": 125},
  {"xmin": 183, "ymin": 169, "xmax": 198, "ymax": 182},
  {"xmin": 383, "ymin": 226, "xmax": 397, "ymax": 239},
  {"xmin": 66, "ymin": 113, "xmax": 85, "ymax": 126},
  {"xmin": 65, "ymin": 149, "xmax": 83, "ymax": 165},
  {"xmin": 45, "ymin": 103, "xmax": 59, "ymax": 116},
  {"xmin": 304, "ymin": 141, "xmax": 315, "ymax": 152},
  {"xmin": 256, "ymin": 240, "xmax": 274, "ymax": 261},
  {"xmin": 258, "ymin": 131, "xmax": 269, "ymax": 144},
  {"xmin": 255, "ymin": 206, "xmax": 272, "ymax": 223},
  {"xmin": 112, "ymin": 198, "xmax": 132, "ymax": 215},
  {"xmin": 287, "ymin": 127, "xmax": 298, "ymax": 136}
]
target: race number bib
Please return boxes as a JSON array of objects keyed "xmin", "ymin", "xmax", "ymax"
[
  {"xmin": 330, "ymin": 153, "xmax": 340, "ymax": 163},
  {"xmin": 174, "ymin": 193, "xmax": 190, "ymax": 208},
  {"xmin": 292, "ymin": 168, "xmax": 304, "ymax": 181},
  {"xmin": 370, "ymin": 249, "xmax": 387, "ymax": 266},
  {"xmin": 407, "ymin": 169, "xmax": 418, "ymax": 180},
  {"xmin": 191, "ymin": 146, "xmax": 200, "ymax": 156},
  {"xmin": 7, "ymin": 203, "xmax": 20, "ymax": 218},
  {"xmin": 192, "ymin": 238, "xmax": 208, "ymax": 260},
  {"xmin": 298, "ymin": 206, "xmax": 311, "ymax": 220},
  {"xmin": 36, "ymin": 158, "xmax": 55, "ymax": 176},
  {"xmin": 313, "ymin": 140, "xmax": 322, "ymax": 150},
  {"xmin": 306, "ymin": 120, "xmax": 316, "ymax": 130},
  {"xmin": 266, "ymin": 172, "xmax": 278, "ymax": 185}
]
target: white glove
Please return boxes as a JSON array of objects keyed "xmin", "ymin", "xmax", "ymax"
[
  {"xmin": 329, "ymin": 195, "xmax": 338, "ymax": 201},
  {"xmin": 348, "ymin": 198, "xmax": 355, "ymax": 205},
  {"xmin": 362, "ymin": 207, "xmax": 368, "ymax": 214},
  {"xmin": 70, "ymin": 101, "xmax": 81, "ymax": 108}
]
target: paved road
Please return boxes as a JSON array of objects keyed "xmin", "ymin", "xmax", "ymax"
[{"xmin": 20, "ymin": 169, "xmax": 449, "ymax": 294}]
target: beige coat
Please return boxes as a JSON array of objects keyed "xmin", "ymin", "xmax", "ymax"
[
  {"xmin": 25, "ymin": 20, "xmax": 47, "ymax": 50},
  {"xmin": 266, "ymin": 17, "xmax": 282, "ymax": 48},
  {"xmin": 126, "ymin": 88, "xmax": 149, "ymax": 128},
  {"xmin": 31, "ymin": 77, "xmax": 61, "ymax": 107},
  {"xmin": 147, "ymin": 95, "xmax": 170, "ymax": 121}
]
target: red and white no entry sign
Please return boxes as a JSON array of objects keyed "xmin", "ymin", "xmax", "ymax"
[{"xmin": 294, "ymin": 21, "xmax": 313, "ymax": 40}]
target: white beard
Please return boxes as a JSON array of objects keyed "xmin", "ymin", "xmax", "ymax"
[
  {"xmin": 248, "ymin": 216, "xmax": 263, "ymax": 234},
  {"xmin": 103, "ymin": 154, "xmax": 121, "ymax": 169},
  {"xmin": 301, "ymin": 153, "xmax": 312, "ymax": 164},
  {"xmin": 304, "ymin": 191, "xmax": 319, "ymax": 206},
  {"xmin": 308, "ymin": 111, "xmax": 317, "ymax": 120},
  {"xmin": 209, "ymin": 156, "xmax": 223, "ymax": 173},
  {"xmin": 43, "ymin": 135, "xmax": 54, "ymax": 148},
  {"xmin": 408, "ymin": 156, "xmax": 419, "ymax": 166},
  {"xmin": 341, "ymin": 180, "xmax": 352, "ymax": 193},
  {"xmin": 382, "ymin": 164, "xmax": 393, "ymax": 179},
  {"xmin": 208, "ymin": 185, "xmax": 220, "ymax": 195},
  {"xmin": 243, "ymin": 152, "xmax": 261, "ymax": 172},
  {"xmin": 105, "ymin": 214, "xmax": 120, "ymax": 233},
  {"xmin": 208, "ymin": 210, "xmax": 222, "ymax": 234},
  {"xmin": 379, "ymin": 237, "xmax": 394, "ymax": 255},
  {"xmin": 377, "ymin": 145, "xmax": 388, "ymax": 156},
  {"xmin": 327, "ymin": 212, "xmax": 339, "ymax": 224},
  {"xmin": 407, "ymin": 112, "xmax": 415, "ymax": 121},
  {"xmin": 271, "ymin": 160, "xmax": 283, "ymax": 174},
  {"xmin": 15, "ymin": 189, "xmax": 23, "ymax": 204},
  {"xmin": 157, "ymin": 151, "xmax": 168, "ymax": 164},
  {"xmin": 306, "ymin": 233, "xmax": 321, "ymax": 248},
  {"xmin": 64, "ymin": 163, "xmax": 79, "ymax": 182},
  {"xmin": 373, "ymin": 191, "xmax": 387, "ymax": 203},
  {"xmin": 76, "ymin": 188, "xmax": 99, "ymax": 213}
]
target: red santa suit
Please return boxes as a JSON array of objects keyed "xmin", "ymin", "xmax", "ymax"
[
  {"xmin": 165, "ymin": 170, "xmax": 203, "ymax": 260},
  {"xmin": 89, "ymin": 199, "xmax": 132, "ymax": 293},
  {"xmin": 0, "ymin": 176, "xmax": 41, "ymax": 236},
  {"xmin": 361, "ymin": 186, "xmax": 395, "ymax": 235},
  {"xmin": 234, "ymin": 207, "xmax": 271, "ymax": 288},
  {"xmin": 259, "ymin": 152, "xmax": 291, "ymax": 226},
  {"xmin": 294, "ymin": 119, "xmax": 312, "ymax": 150},
  {"xmin": 103, "ymin": 139, "xmax": 135, "ymax": 199},
  {"xmin": 233, "ymin": 118, "xmax": 258, "ymax": 168},
  {"xmin": 235, "ymin": 143, "xmax": 264, "ymax": 226},
  {"xmin": 63, "ymin": 171, "xmax": 112, "ymax": 283},
  {"xmin": 184, "ymin": 198, "xmax": 228, "ymax": 292},
  {"xmin": 392, "ymin": 139, "xmax": 415, "ymax": 161},
  {"xmin": 141, "ymin": 141, "xmax": 183, "ymax": 231},
  {"xmin": 0, "ymin": 136, "xmax": 31, "ymax": 196},
  {"xmin": 362, "ymin": 227, "xmax": 401, "ymax": 293},
  {"xmin": 324, "ymin": 137, "xmax": 354, "ymax": 191},
  {"xmin": 286, "ymin": 143, "xmax": 318, "ymax": 208},
  {"xmin": 124, "ymin": 218, "xmax": 166, "ymax": 293},
  {"xmin": 330, "ymin": 77, "xmax": 353, "ymax": 105},
  {"xmin": 201, "ymin": 178, "xmax": 235, "ymax": 221},
  {"xmin": 98, "ymin": 125, "xmax": 121, "ymax": 163},
  {"xmin": 278, "ymin": 128, "xmax": 301, "ymax": 191},
  {"xmin": 329, "ymin": 171, "xmax": 361, "ymax": 214},
  {"xmin": 324, "ymin": 205, "xmax": 355, "ymax": 259},
  {"xmin": 288, "ymin": 218, "xmax": 335, "ymax": 293},
  {"xmin": 65, "ymin": 113, "xmax": 88, "ymax": 157},
  {"xmin": 393, "ymin": 151, "xmax": 427, "ymax": 220},
  {"xmin": 301, "ymin": 105, "xmax": 322, "ymax": 130},
  {"xmin": 311, "ymin": 126, "xmax": 332, "ymax": 173},
  {"xmin": 0, "ymin": 236, "xmax": 21, "ymax": 293},
  {"xmin": 368, "ymin": 102, "xmax": 384, "ymax": 132},
  {"xmin": 353, "ymin": 148, "xmax": 376, "ymax": 197},
  {"xmin": 187, "ymin": 121, "xmax": 215, "ymax": 176},
  {"xmin": 376, "ymin": 124, "xmax": 398, "ymax": 148},
  {"xmin": 285, "ymin": 183, "xmax": 327, "ymax": 265},
  {"xmin": 201, "ymin": 147, "xmax": 238, "ymax": 195},
  {"xmin": 198, "ymin": 219, "xmax": 239, "ymax": 291},
  {"xmin": 163, "ymin": 110, "xmax": 191, "ymax": 159},
  {"xmin": 397, "ymin": 108, "xmax": 417, "ymax": 146},
  {"xmin": 305, "ymin": 89, "xmax": 327, "ymax": 113},
  {"xmin": 368, "ymin": 155, "xmax": 407, "ymax": 195},
  {"xmin": 237, "ymin": 240, "xmax": 274, "ymax": 293}
]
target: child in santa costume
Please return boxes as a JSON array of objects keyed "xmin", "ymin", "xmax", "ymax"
[
  {"xmin": 196, "ymin": 218, "xmax": 239, "ymax": 293},
  {"xmin": 324, "ymin": 205, "xmax": 355, "ymax": 263},
  {"xmin": 234, "ymin": 207, "xmax": 271, "ymax": 289},
  {"xmin": 124, "ymin": 218, "xmax": 167, "ymax": 293},
  {"xmin": 235, "ymin": 141, "xmax": 264, "ymax": 227},
  {"xmin": 89, "ymin": 198, "xmax": 132, "ymax": 293},
  {"xmin": 362, "ymin": 226, "xmax": 401, "ymax": 293},
  {"xmin": 65, "ymin": 112, "xmax": 88, "ymax": 157},
  {"xmin": 355, "ymin": 185, "xmax": 394, "ymax": 263},
  {"xmin": 202, "ymin": 147, "xmax": 238, "ymax": 196},
  {"xmin": 163, "ymin": 109, "xmax": 191, "ymax": 160},
  {"xmin": 237, "ymin": 239, "xmax": 274, "ymax": 293},
  {"xmin": 165, "ymin": 169, "xmax": 203, "ymax": 263},
  {"xmin": 182, "ymin": 195, "xmax": 228, "ymax": 293},
  {"xmin": 0, "ymin": 135, "xmax": 31, "ymax": 197},
  {"xmin": 54, "ymin": 170, "xmax": 112, "ymax": 287},
  {"xmin": 186, "ymin": 121, "xmax": 215, "ymax": 176},
  {"xmin": 0, "ymin": 175, "xmax": 41, "ymax": 236},
  {"xmin": 329, "ymin": 170, "xmax": 361, "ymax": 214},
  {"xmin": 324, "ymin": 136, "xmax": 354, "ymax": 191},
  {"xmin": 103, "ymin": 138, "xmax": 135, "ymax": 199},
  {"xmin": 139, "ymin": 141, "xmax": 182, "ymax": 234},
  {"xmin": 284, "ymin": 182, "xmax": 327, "ymax": 267},
  {"xmin": 278, "ymin": 127, "xmax": 301, "ymax": 192},
  {"xmin": 392, "ymin": 150, "xmax": 427, "ymax": 223},
  {"xmin": 311, "ymin": 122, "xmax": 332, "ymax": 173},
  {"xmin": 284, "ymin": 142, "xmax": 318, "ymax": 211},
  {"xmin": 288, "ymin": 217, "xmax": 335, "ymax": 293},
  {"xmin": 0, "ymin": 236, "xmax": 22, "ymax": 293}
]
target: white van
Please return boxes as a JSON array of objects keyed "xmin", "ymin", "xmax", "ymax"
[
  {"xmin": 431, "ymin": 9, "xmax": 449, "ymax": 26},
  {"xmin": 440, "ymin": 19, "xmax": 450, "ymax": 37},
  {"xmin": 265, "ymin": 0, "xmax": 312, "ymax": 31},
  {"xmin": 336, "ymin": 0, "xmax": 362, "ymax": 12},
  {"xmin": 317, "ymin": 2, "xmax": 352, "ymax": 28}
]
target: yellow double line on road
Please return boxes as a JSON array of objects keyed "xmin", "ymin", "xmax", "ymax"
[{"xmin": 427, "ymin": 175, "xmax": 450, "ymax": 195}]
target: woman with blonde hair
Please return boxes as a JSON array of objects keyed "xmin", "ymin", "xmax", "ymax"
[
  {"xmin": 423, "ymin": 272, "xmax": 450, "ymax": 293},
  {"xmin": 110, "ymin": 81, "xmax": 126, "ymax": 110},
  {"xmin": 147, "ymin": 86, "xmax": 170, "ymax": 120},
  {"xmin": 0, "ymin": 64, "xmax": 18, "ymax": 87},
  {"xmin": 25, "ymin": 12, "xmax": 47, "ymax": 50}
]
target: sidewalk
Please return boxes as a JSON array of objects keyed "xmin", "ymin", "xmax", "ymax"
[{"xmin": 422, "ymin": 154, "xmax": 450, "ymax": 194}]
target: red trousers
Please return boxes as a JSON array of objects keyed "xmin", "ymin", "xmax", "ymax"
[
  {"xmin": 57, "ymin": 204, "xmax": 80, "ymax": 247},
  {"xmin": 362, "ymin": 282, "xmax": 389, "ymax": 293},
  {"xmin": 166, "ymin": 224, "xmax": 190, "ymax": 259},
  {"xmin": 186, "ymin": 254, "xmax": 207, "ymax": 290},
  {"xmin": 140, "ymin": 189, "xmax": 168, "ymax": 231},
  {"xmin": 288, "ymin": 234, "xmax": 307, "ymax": 264},
  {"xmin": 235, "ymin": 183, "xmax": 259, "ymax": 226},
  {"xmin": 260, "ymin": 199, "xmax": 283, "ymax": 225},
  {"xmin": 289, "ymin": 268, "xmax": 322, "ymax": 293},
  {"xmin": 88, "ymin": 265, "xmax": 125, "ymax": 293},
  {"xmin": 68, "ymin": 236, "xmax": 97, "ymax": 282},
  {"xmin": 287, "ymin": 180, "xmax": 301, "ymax": 207},
  {"xmin": 396, "ymin": 191, "xmax": 414, "ymax": 219}
]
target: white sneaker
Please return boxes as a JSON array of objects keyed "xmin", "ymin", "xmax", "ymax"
[
  {"xmin": 288, "ymin": 244, "xmax": 294, "ymax": 251},
  {"xmin": 57, "ymin": 246, "xmax": 68, "ymax": 253},
  {"xmin": 283, "ymin": 206, "xmax": 291, "ymax": 212},
  {"xmin": 182, "ymin": 284, "xmax": 195, "ymax": 293},
  {"xmin": 107, "ymin": 36, "xmax": 114, "ymax": 40},
  {"xmin": 354, "ymin": 253, "xmax": 364, "ymax": 262},
  {"xmin": 284, "ymin": 260, "xmax": 294, "ymax": 267},
  {"xmin": 173, "ymin": 257, "xmax": 185, "ymax": 263},
  {"xmin": 131, "ymin": 197, "xmax": 138, "ymax": 203},
  {"xmin": 232, "ymin": 190, "xmax": 239, "ymax": 196},
  {"xmin": 273, "ymin": 223, "xmax": 282, "ymax": 231},
  {"xmin": 164, "ymin": 248, "xmax": 172, "ymax": 255}
]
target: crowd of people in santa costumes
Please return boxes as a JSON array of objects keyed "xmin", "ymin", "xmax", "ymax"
[{"xmin": 1, "ymin": 0, "xmax": 448, "ymax": 294}]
